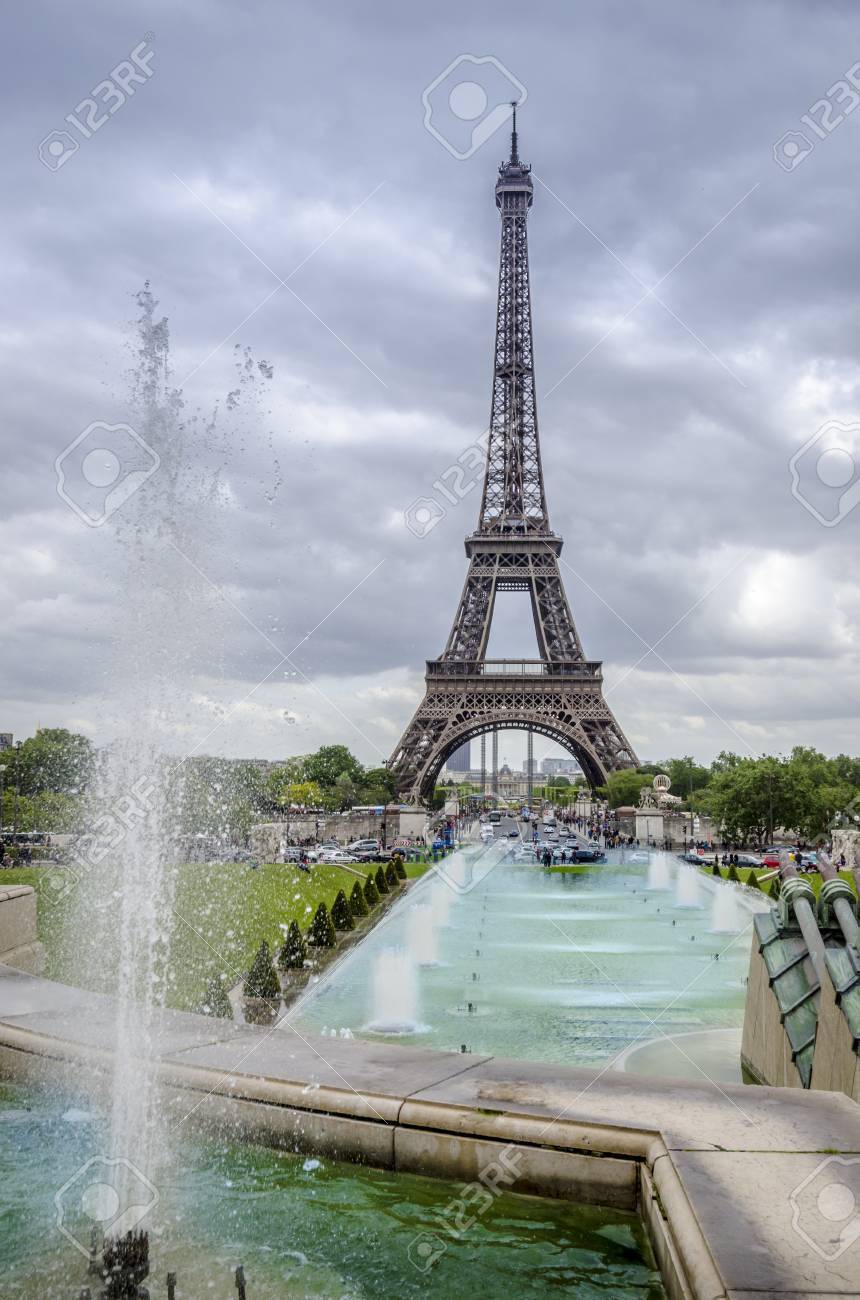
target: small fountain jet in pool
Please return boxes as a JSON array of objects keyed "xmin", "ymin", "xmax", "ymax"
[
  {"xmin": 77, "ymin": 1232, "xmax": 249, "ymax": 1298},
  {"xmin": 78, "ymin": 1229, "xmax": 149, "ymax": 1298}
]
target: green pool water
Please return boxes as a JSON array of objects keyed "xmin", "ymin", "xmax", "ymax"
[
  {"xmin": 0, "ymin": 1083, "xmax": 664, "ymax": 1299},
  {"xmin": 292, "ymin": 849, "xmax": 762, "ymax": 1080}
]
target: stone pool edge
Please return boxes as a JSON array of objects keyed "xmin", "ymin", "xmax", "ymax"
[{"xmin": 1, "ymin": 966, "xmax": 858, "ymax": 1300}]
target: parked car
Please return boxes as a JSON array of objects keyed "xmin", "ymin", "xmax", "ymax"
[
  {"xmin": 348, "ymin": 838, "xmax": 380, "ymax": 856},
  {"xmin": 733, "ymin": 853, "xmax": 762, "ymax": 868},
  {"xmin": 790, "ymin": 849, "xmax": 818, "ymax": 870},
  {"xmin": 382, "ymin": 843, "xmax": 421, "ymax": 861},
  {"xmin": 760, "ymin": 848, "xmax": 781, "ymax": 869},
  {"xmin": 318, "ymin": 848, "xmax": 353, "ymax": 865},
  {"xmin": 571, "ymin": 847, "xmax": 606, "ymax": 863}
]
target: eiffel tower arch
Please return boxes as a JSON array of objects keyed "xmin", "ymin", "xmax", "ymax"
[{"xmin": 389, "ymin": 108, "xmax": 638, "ymax": 805}]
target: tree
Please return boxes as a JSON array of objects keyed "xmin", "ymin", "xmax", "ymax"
[
  {"xmin": 662, "ymin": 756, "xmax": 711, "ymax": 801},
  {"xmin": 364, "ymin": 873, "xmax": 380, "ymax": 908},
  {"xmin": 375, "ymin": 865, "xmax": 390, "ymax": 895},
  {"xmin": 333, "ymin": 772, "xmax": 358, "ymax": 811},
  {"xmin": 596, "ymin": 768, "xmax": 651, "ymax": 809},
  {"xmin": 385, "ymin": 861, "xmax": 399, "ymax": 889},
  {"xmin": 176, "ymin": 756, "xmax": 268, "ymax": 840},
  {"xmin": 358, "ymin": 766, "xmax": 397, "ymax": 805},
  {"xmin": 392, "ymin": 852, "xmax": 407, "ymax": 880},
  {"xmin": 244, "ymin": 942, "xmax": 280, "ymax": 999},
  {"xmin": 702, "ymin": 749, "xmax": 860, "ymax": 845},
  {"xmin": 0, "ymin": 790, "xmax": 84, "ymax": 833},
  {"xmin": 331, "ymin": 889, "xmax": 355, "ymax": 931},
  {"xmin": 277, "ymin": 920, "xmax": 307, "ymax": 970},
  {"xmin": 1, "ymin": 791, "xmax": 35, "ymax": 832},
  {"xmin": 200, "ymin": 975, "xmax": 233, "ymax": 1018},
  {"xmin": 15, "ymin": 729, "xmax": 94, "ymax": 798},
  {"xmin": 350, "ymin": 879, "xmax": 369, "ymax": 917},
  {"xmin": 307, "ymin": 902, "xmax": 337, "ymax": 947},
  {"xmin": 304, "ymin": 745, "xmax": 364, "ymax": 789}
]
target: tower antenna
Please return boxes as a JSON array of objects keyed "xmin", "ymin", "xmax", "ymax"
[{"xmin": 510, "ymin": 100, "xmax": 520, "ymax": 164}]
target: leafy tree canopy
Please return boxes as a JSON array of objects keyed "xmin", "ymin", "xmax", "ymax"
[{"xmin": 14, "ymin": 728, "xmax": 94, "ymax": 798}]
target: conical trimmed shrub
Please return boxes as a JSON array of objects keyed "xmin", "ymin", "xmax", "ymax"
[
  {"xmin": 392, "ymin": 852, "xmax": 407, "ymax": 880},
  {"xmin": 712, "ymin": 863, "xmax": 721, "ymax": 876},
  {"xmin": 331, "ymin": 888, "xmax": 355, "ymax": 931},
  {"xmin": 745, "ymin": 869, "xmax": 760, "ymax": 890},
  {"xmin": 364, "ymin": 873, "xmax": 380, "ymax": 907},
  {"xmin": 768, "ymin": 876, "xmax": 780, "ymax": 899},
  {"xmin": 385, "ymin": 861, "xmax": 399, "ymax": 889},
  {"xmin": 727, "ymin": 862, "xmax": 740, "ymax": 883},
  {"xmin": 278, "ymin": 920, "xmax": 307, "ymax": 971},
  {"xmin": 200, "ymin": 974, "xmax": 233, "ymax": 1019},
  {"xmin": 375, "ymin": 865, "xmax": 390, "ymax": 895},
  {"xmin": 307, "ymin": 901, "xmax": 337, "ymax": 947},
  {"xmin": 244, "ymin": 941, "xmax": 280, "ymax": 999},
  {"xmin": 350, "ymin": 879, "xmax": 369, "ymax": 917}
]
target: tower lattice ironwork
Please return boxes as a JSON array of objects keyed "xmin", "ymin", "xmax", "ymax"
[{"xmin": 389, "ymin": 108, "xmax": 637, "ymax": 803}]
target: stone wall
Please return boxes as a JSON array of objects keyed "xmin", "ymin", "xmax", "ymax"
[
  {"xmin": 250, "ymin": 808, "xmax": 431, "ymax": 861},
  {"xmin": 0, "ymin": 886, "xmax": 44, "ymax": 975},
  {"xmin": 831, "ymin": 828, "xmax": 860, "ymax": 870}
]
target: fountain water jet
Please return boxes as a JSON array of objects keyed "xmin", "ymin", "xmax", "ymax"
[
  {"xmin": 429, "ymin": 883, "xmax": 452, "ymax": 928},
  {"xmin": 710, "ymin": 882, "xmax": 742, "ymax": 933},
  {"xmin": 407, "ymin": 904, "xmax": 438, "ymax": 966},
  {"xmin": 366, "ymin": 949, "xmax": 421, "ymax": 1033},
  {"xmin": 674, "ymin": 866, "xmax": 702, "ymax": 909},
  {"xmin": 66, "ymin": 288, "xmax": 258, "ymax": 1227},
  {"xmin": 646, "ymin": 855, "xmax": 672, "ymax": 890}
]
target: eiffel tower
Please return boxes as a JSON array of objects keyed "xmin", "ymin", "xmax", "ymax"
[{"xmin": 389, "ymin": 107, "xmax": 637, "ymax": 803}]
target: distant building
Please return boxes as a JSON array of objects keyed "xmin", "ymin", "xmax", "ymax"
[
  {"xmin": 541, "ymin": 756, "xmax": 581, "ymax": 777},
  {"xmin": 0, "ymin": 734, "xmax": 12, "ymax": 752},
  {"xmin": 445, "ymin": 740, "xmax": 471, "ymax": 773}
]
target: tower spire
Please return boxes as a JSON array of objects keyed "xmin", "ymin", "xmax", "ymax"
[{"xmin": 510, "ymin": 100, "xmax": 520, "ymax": 165}]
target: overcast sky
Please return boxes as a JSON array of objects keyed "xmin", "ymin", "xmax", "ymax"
[{"xmin": 4, "ymin": 0, "xmax": 860, "ymax": 772}]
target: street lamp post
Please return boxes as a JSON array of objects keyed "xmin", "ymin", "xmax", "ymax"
[
  {"xmin": 767, "ymin": 771, "xmax": 774, "ymax": 847},
  {"xmin": 0, "ymin": 765, "xmax": 6, "ymax": 833},
  {"xmin": 12, "ymin": 742, "xmax": 21, "ymax": 841}
]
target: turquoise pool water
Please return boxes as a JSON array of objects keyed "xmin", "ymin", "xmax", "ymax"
[
  {"xmin": 0, "ymin": 1082, "xmax": 664, "ymax": 1298},
  {"xmin": 292, "ymin": 849, "xmax": 761, "ymax": 1080}
]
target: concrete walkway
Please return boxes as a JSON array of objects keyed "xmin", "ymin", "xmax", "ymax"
[{"xmin": 1, "ymin": 964, "xmax": 858, "ymax": 1299}]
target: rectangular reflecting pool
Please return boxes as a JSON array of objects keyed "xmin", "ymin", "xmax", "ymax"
[
  {"xmin": 291, "ymin": 849, "xmax": 765, "ymax": 1082},
  {"xmin": 0, "ymin": 1082, "xmax": 665, "ymax": 1298}
]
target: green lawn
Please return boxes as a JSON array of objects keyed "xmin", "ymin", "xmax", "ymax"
[
  {"xmin": 404, "ymin": 860, "xmax": 433, "ymax": 881},
  {"xmin": 700, "ymin": 864, "xmax": 857, "ymax": 898},
  {"xmin": 1, "ymin": 861, "xmax": 394, "ymax": 1013}
]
